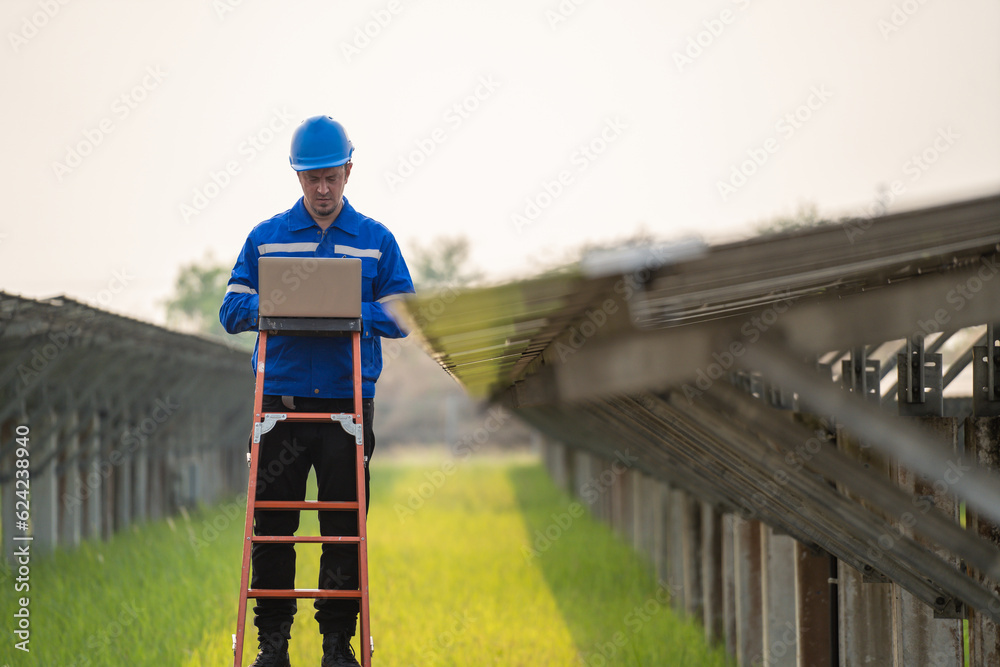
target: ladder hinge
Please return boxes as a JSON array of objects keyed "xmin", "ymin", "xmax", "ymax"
[{"xmin": 253, "ymin": 413, "xmax": 288, "ymax": 443}]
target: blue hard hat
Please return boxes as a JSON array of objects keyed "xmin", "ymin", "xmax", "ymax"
[{"xmin": 289, "ymin": 116, "xmax": 355, "ymax": 171}]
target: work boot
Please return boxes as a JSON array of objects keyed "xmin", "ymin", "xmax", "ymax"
[
  {"xmin": 248, "ymin": 635, "xmax": 291, "ymax": 667},
  {"xmin": 321, "ymin": 633, "xmax": 361, "ymax": 667}
]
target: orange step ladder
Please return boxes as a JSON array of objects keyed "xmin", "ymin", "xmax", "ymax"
[{"xmin": 233, "ymin": 315, "xmax": 372, "ymax": 666}]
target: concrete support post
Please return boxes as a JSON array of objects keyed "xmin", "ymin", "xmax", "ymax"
[
  {"xmin": 194, "ymin": 411, "xmax": 209, "ymax": 506},
  {"xmin": 132, "ymin": 445, "xmax": 148, "ymax": 524},
  {"xmin": 612, "ymin": 464, "xmax": 630, "ymax": 542},
  {"xmin": 574, "ymin": 450, "xmax": 592, "ymax": 512},
  {"xmin": 723, "ymin": 513, "xmax": 739, "ymax": 658},
  {"xmin": 628, "ymin": 469, "xmax": 639, "ymax": 549},
  {"xmin": 836, "ymin": 428, "xmax": 897, "ymax": 666},
  {"xmin": 201, "ymin": 417, "xmax": 217, "ymax": 506},
  {"xmin": 647, "ymin": 477, "xmax": 666, "ymax": 580},
  {"xmin": 562, "ymin": 445, "xmax": 575, "ymax": 497},
  {"xmin": 838, "ymin": 557, "xmax": 895, "ymax": 666},
  {"xmin": 33, "ymin": 409, "xmax": 59, "ymax": 555},
  {"xmin": 892, "ymin": 418, "xmax": 962, "ymax": 667},
  {"xmin": 734, "ymin": 515, "xmax": 764, "ymax": 667},
  {"xmin": 169, "ymin": 439, "xmax": 182, "ymax": 514},
  {"xmin": 113, "ymin": 407, "xmax": 132, "ymax": 533},
  {"xmin": 667, "ymin": 487, "xmax": 687, "ymax": 612},
  {"xmin": 682, "ymin": 490, "xmax": 704, "ymax": 619},
  {"xmin": 555, "ymin": 440, "xmax": 569, "ymax": 491},
  {"xmin": 540, "ymin": 437, "xmax": 551, "ymax": 478},
  {"xmin": 760, "ymin": 525, "xmax": 797, "ymax": 667},
  {"xmin": 541, "ymin": 437, "xmax": 554, "ymax": 480},
  {"xmin": 2, "ymin": 420, "xmax": 17, "ymax": 565},
  {"xmin": 633, "ymin": 471, "xmax": 645, "ymax": 555},
  {"xmin": 148, "ymin": 449, "xmax": 163, "ymax": 521},
  {"xmin": 597, "ymin": 455, "xmax": 612, "ymax": 524},
  {"xmin": 966, "ymin": 416, "xmax": 1000, "ymax": 666},
  {"xmin": 658, "ymin": 481, "xmax": 672, "ymax": 588},
  {"xmin": 547, "ymin": 439, "xmax": 568, "ymax": 491},
  {"xmin": 101, "ymin": 401, "xmax": 117, "ymax": 540},
  {"xmin": 59, "ymin": 409, "xmax": 82, "ymax": 548},
  {"xmin": 1, "ymin": 482, "xmax": 14, "ymax": 565},
  {"xmin": 790, "ymin": 413, "xmax": 834, "ymax": 667},
  {"xmin": 83, "ymin": 412, "xmax": 103, "ymax": 540},
  {"xmin": 702, "ymin": 502, "xmax": 724, "ymax": 646},
  {"xmin": 584, "ymin": 452, "xmax": 599, "ymax": 520},
  {"xmin": 172, "ymin": 443, "xmax": 183, "ymax": 508},
  {"xmin": 793, "ymin": 542, "xmax": 834, "ymax": 667},
  {"xmin": 160, "ymin": 448, "xmax": 171, "ymax": 517}
]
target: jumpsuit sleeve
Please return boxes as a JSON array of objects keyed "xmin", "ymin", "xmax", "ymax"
[
  {"xmin": 362, "ymin": 233, "xmax": 415, "ymax": 340},
  {"xmin": 219, "ymin": 235, "xmax": 261, "ymax": 334}
]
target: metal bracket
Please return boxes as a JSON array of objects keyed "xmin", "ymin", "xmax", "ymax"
[
  {"xmin": 732, "ymin": 371, "xmax": 754, "ymax": 395},
  {"xmin": 933, "ymin": 596, "xmax": 966, "ymax": 620},
  {"xmin": 331, "ymin": 414, "xmax": 363, "ymax": 444},
  {"xmin": 764, "ymin": 381, "xmax": 795, "ymax": 410},
  {"xmin": 973, "ymin": 324, "xmax": 1000, "ymax": 416},
  {"xmin": 253, "ymin": 413, "xmax": 287, "ymax": 444},
  {"xmin": 897, "ymin": 338, "xmax": 943, "ymax": 417},
  {"xmin": 841, "ymin": 347, "xmax": 880, "ymax": 404},
  {"xmin": 860, "ymin": 563, "xmax": 890, "ymax": 583}
]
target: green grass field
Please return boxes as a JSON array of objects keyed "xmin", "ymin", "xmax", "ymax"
[{"xmin": 0, "ymin": 455, "xmax": 731, "ymax": 666}]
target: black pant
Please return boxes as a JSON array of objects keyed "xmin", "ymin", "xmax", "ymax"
[{"xmin": 251, "ymin": 395, "xmax": 375, "ymax": 639}]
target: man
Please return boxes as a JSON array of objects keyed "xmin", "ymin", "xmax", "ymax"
[{"xmin": 220, "ymin": 115, "xmax": 414, "ymax": 667}]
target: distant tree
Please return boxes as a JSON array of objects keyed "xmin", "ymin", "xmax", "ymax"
[
  {"xmin": 407, "ymin": 236, "xmax": 483, "ymax": 290},
  {"xmin": 165, "ymin": 256, "xmax": 230, "ymax": 336},
  {"xmin": 163, "ymin": 255, "xmax": 255, "ymax": 351}
]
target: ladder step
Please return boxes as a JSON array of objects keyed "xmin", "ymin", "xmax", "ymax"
[
  {"xmin": 248, "ymin": 588, "xmax": 362, "ymax": 599},
  {"xmin": 260, "ymin": 411, "xmax": 358, "ymax": 422},
  {"xmin": 255, "ymin": 501, "xmax": 360, "ymax": 510},
  {"xmin": 251, "ymin": 535, "xmax": 362, "ymax": 544}
]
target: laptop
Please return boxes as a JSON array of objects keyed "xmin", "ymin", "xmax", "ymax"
[{"xmin": 257, "ymin": 256, "xmax": 362, "ymax": 318}]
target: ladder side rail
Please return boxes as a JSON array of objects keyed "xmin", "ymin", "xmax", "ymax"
[
  {"xmin": 234, "ymin": 329, "xmax": 270, "ymax": 667},
  {"xmin": 354, "ymin": 329, "xmax": 372, "ymax": 665}
]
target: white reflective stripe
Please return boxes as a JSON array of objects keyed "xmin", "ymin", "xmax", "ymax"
[
  {"xmin": 377, "ymin": 293, "xmax": 407, "ymax": 304},
  {"xmin": 334, "ymin": 244, "xmax": 382, "ymax": 261},
  {"xmin": 257, "ymin": 242, "xmax": 319, "ymax": 255},
  {"xmin": 226, "ymin": 284, "xmax": 258, "ymax": 295}
]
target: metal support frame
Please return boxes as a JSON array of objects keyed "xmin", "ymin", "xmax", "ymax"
[
  {"xmin": 898, "ymin": 337, "xmax": 944, "ymax": 417},
  {"xmin": 841, "ymin": 346, "xmax": 880, "ymax": 404},
  {"xmin": 740, "ymin": 338, "xmax": 1000, "ymax": 529},
  {"xmin": 707, "ymin": 385, "xmax": 1000, "ymax": 581},
  {"xmin": 667, "ymin": 392, "xmax": 1000, "ymax": 622},
  {"xmin": 973, "ymin": 324, "xmax": 1000, "ymax": 417}
]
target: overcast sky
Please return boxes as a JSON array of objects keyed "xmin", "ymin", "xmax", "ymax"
[{"xmin": 2, "ymin": 0, "xmax": 998, "ymax": 324}]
